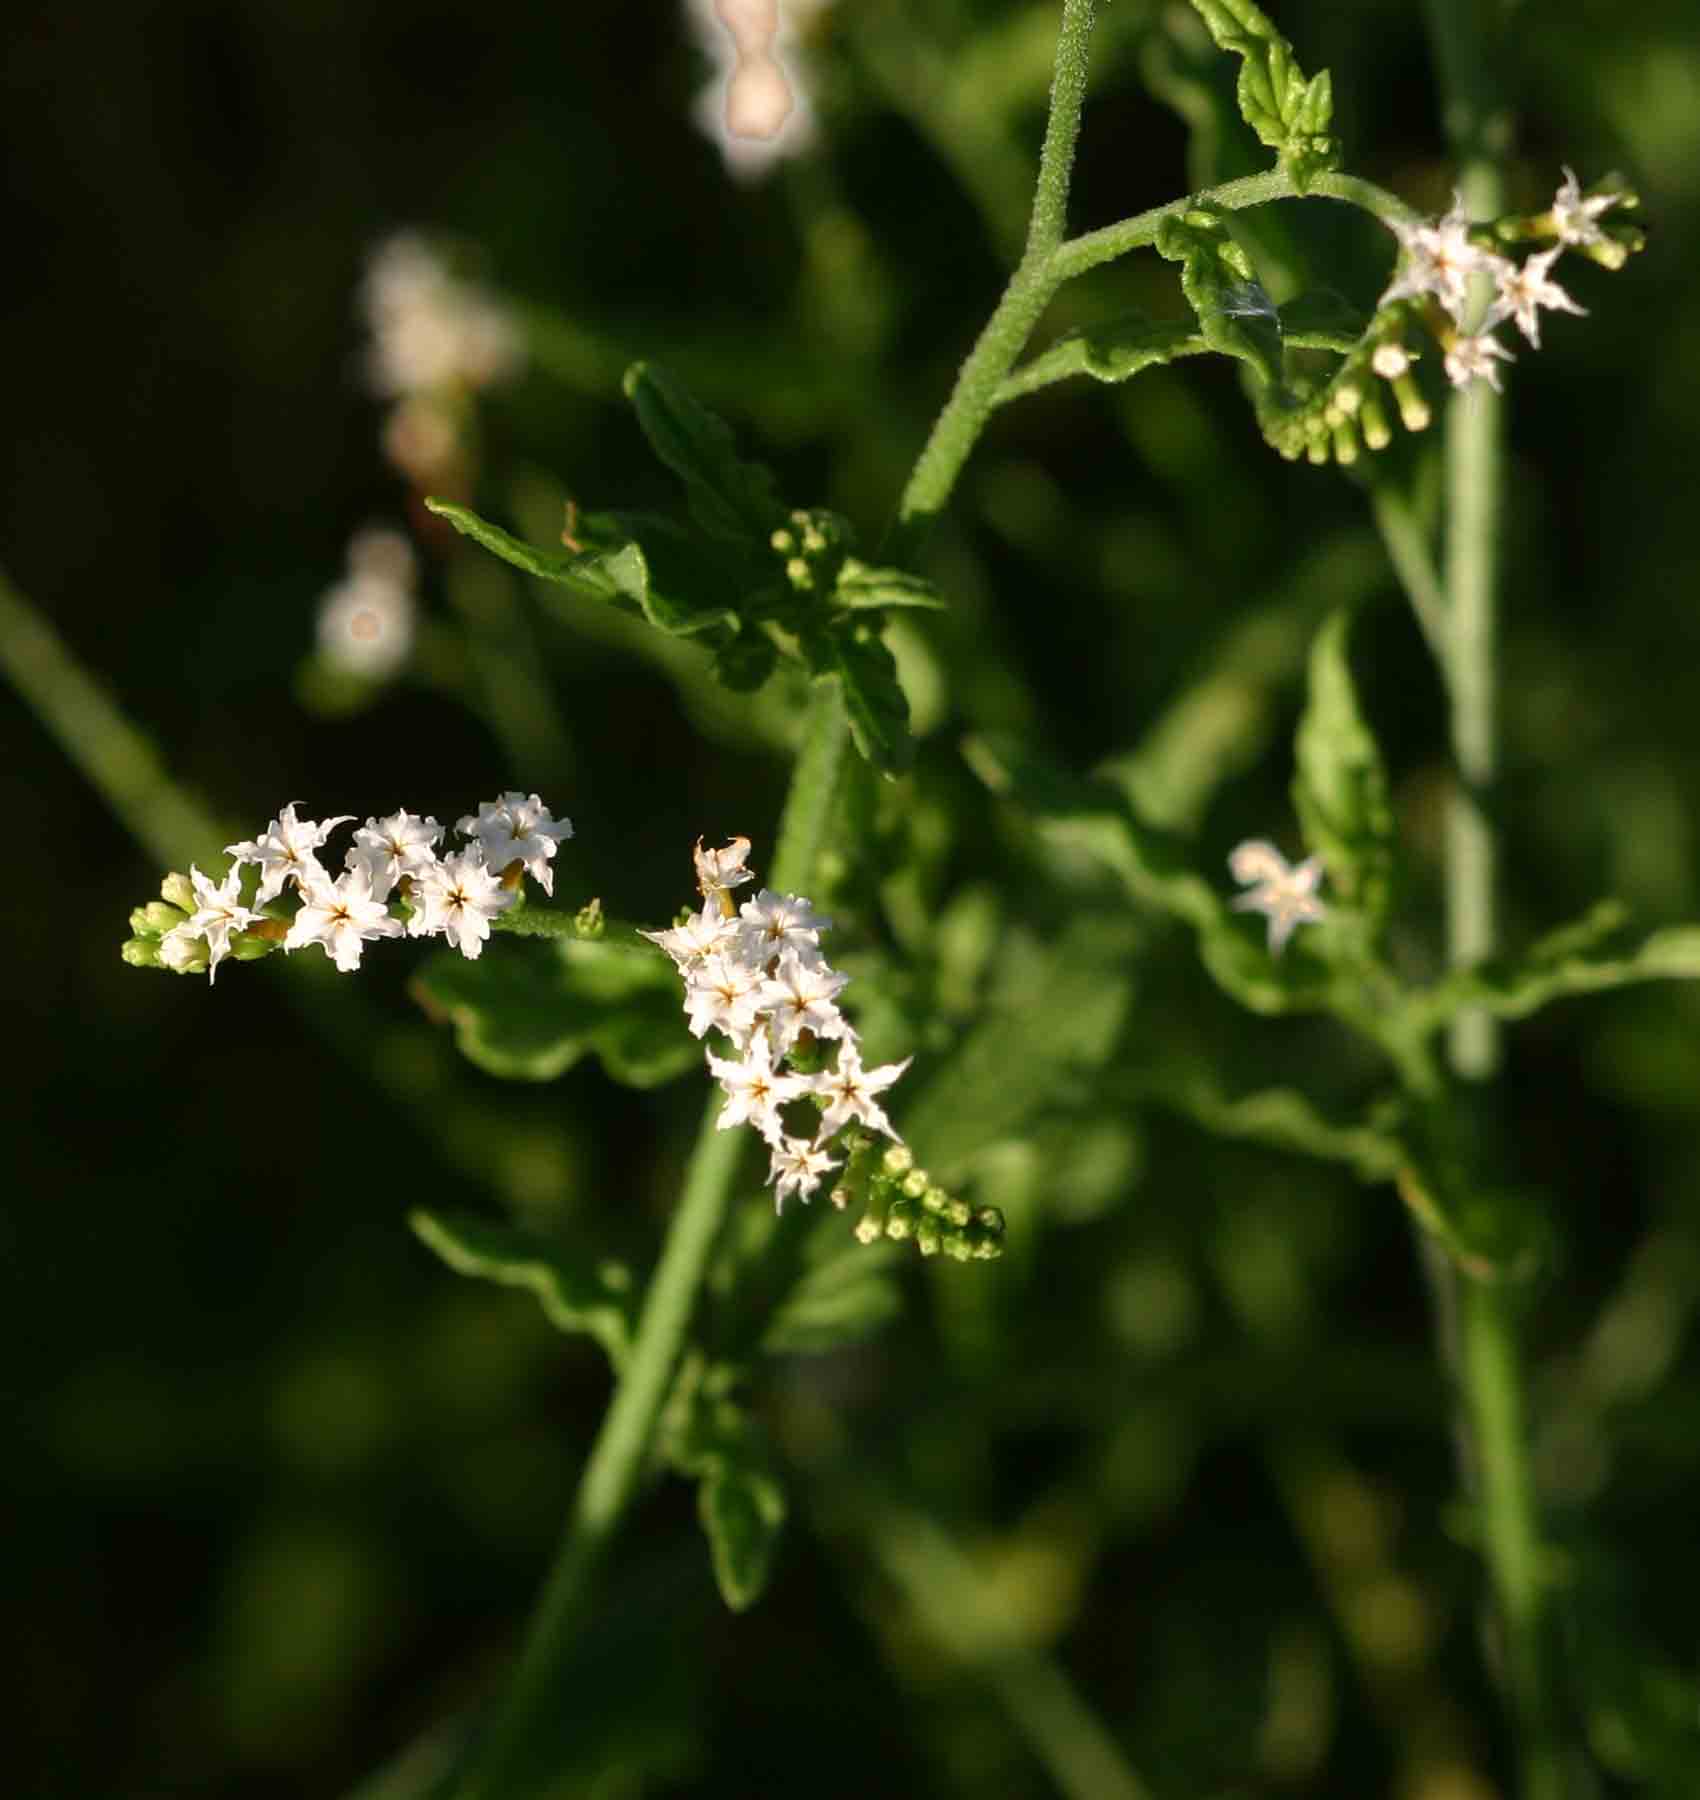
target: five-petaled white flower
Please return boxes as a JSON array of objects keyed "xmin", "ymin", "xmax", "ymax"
[
  {"xmin": 736, "ymin": 889, "xmax": 832, "ymax": 966},
  {"xmin": 1487, "ymin": 247, "xmax": 1586, "ymax": 349},
  {"xmin": 809, "ymin": 1040, "xmax": 910, "ymax": 1143},
  {"xmin": 694, "ymin": 835, "xmax": 755, "ymax": 914},
  {"xmin": 348, "ymin": 809, "xmax": 443, "ymax": 900},
  {"xmin": 760, "ymin": 946, "xmax": 848, "ymax": 1055},
  {"xmin": 456, "ymin": 792, "xmax": 573, "ymax": 896},
  {"xmin": 1444, "ymin": 332, "xmax": 1515, "ymax": 393},
  {"xmin": 227, "ymin": 802, "xmax": 355, "ymax": 904},
  {"xmin": 642, "ymin": 898, "xmax": 739, "ymax": 971},
  {"xmin": 182, "ymin": 863, "xmax": 263, "ymax": 984},
  {"xmin": 683, "ymin": 950, "xmax": 767, "ymax": 1045},
  {"xmin": 1228, "ymin": 839, "xmax": 1329, "ymax": 954},
  {"xmin": 707, "ymin": 1035, "xmax": 806, "ymax": 1144},
  {"xmin": 766, "ymin": 1135, "xmax": 840, "ymax": 1213},
  {"xmin": 285, "ymin": 865, "xmax": 405, "ymax": 972},
  {"xmin": 1550, "ymin": 167, "xmax": 1620, "ymax": 250},
  {"xmin": 1382, "ymin": 196, "xmax": 1511, "ymax": 323},
  {"xmin": 408, "ymin": 849, "xmax": 515, "ymax": 959}
]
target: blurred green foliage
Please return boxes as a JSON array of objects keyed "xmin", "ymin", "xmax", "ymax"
[{"xmin": 8, "ymin": 0, "xmax": 1700, "ymax": 1794}]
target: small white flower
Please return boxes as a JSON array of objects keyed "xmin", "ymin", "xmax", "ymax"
[
  {"xmin": 808, "ymin": 1038, "xmax": 910, "ymax": 1142},
  {"xmin": 409, "ymin": 849, "xmax": 515, "ymax": 959},
  {"xmin": 157, "ymin": 923, "xmax": 209, "ymax": 975},
  {"xmin": 1444, "ymin": 331, "xmax": 1515, "ymax": 393},
  {"xmin": 1550, "ymin": 167, "xmax": 1619, "ymax": 249},
  {"xmin": 641, "ymin": 897, "xmax": 740, "ymax": 970},
  {"xmin": 1228, "ymin": 839, "xmax": 1328, "ymax": 954},
  {"xmin": 694, "ymin": 835, "xmax": 755, "ymax": 911},
  {"xmin": 227, "ymin": 803, "xmax": 355, "ymax": 905},
  {"xmin": 284, "ymin": 865, "xmax": 405, "ymax": 973},
  {"xmin": 317, "ymin": 528, "xmax": 417, "ymax": 680},
  {"xmin": 456, "ymin": 792, "xmax": 574, "ymax": 895},
  {"xmin": 707, "ymin": 1035, "xmax": 807, "ymax": 1144},
  {"xmin": 348, "ymin": 809, "xmax": 442, "ymax": 901},
  {"xmin": 759, "ymin": 945, "xmax": 849, "ymax": 1055},
  {"xmin": 362, "ymin": 233, "xmax": 523, "ymax": 399},
  {"xmin": 766, "ymin": 1134, "xmax": 839, "ymax": 1213},
  {"xmin": 736, "ymin": 888, "xmax": 832, "ymax": 966},
  {"xmin": 184, "ymin": 862, "xmax": 263, "ymax": 984},
  {"xmin": 683, "ymin": 951, "xmax": 767, "ymax": 1044},
  {"xmin": 1382, "ymin": 196, "xmax": 1512, "ymax": 323},
  {"xmin": 1486, "ymin": 247, "xmax": 1587, "ymax": 349}
]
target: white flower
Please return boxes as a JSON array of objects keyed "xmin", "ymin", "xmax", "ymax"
[
  {"xmin": 317, "ymin": 527, "xmax": 417, "ymax": 680},
  {"xmin": 642, "ymin": 897, "xmax": 739, "ymax": 970},
  {"xmin": 1444, "ymin": 332, "xmax": 1515, "ymax": 393},
  {"xmin": 348, "ymin": 809, "xmax": 442, "ymax": 901},
  {"xmin": 183, "ymin": 862, "xmax": 263, "ymax": 984},
  {"xmin": 707, "ymin": 1035, "xmax": 806, "ymax": 1144},
  {"xmin": 227, "ymin": 803, "xmax": 355, "ymax": 905},
  {"xmin": 736, "ymin": 888, "xmax": 831, "ymax": 966},
  {"xmin": 808, "ymin": 1038, "xmax": 910, "ymax": 1142},
  {"xmin": 1381, "ymin": 195, "xmax": 1512, "ymax": 323},
  {"xmin": 1228, "ymin": 839, "xmax": 1328, "ymax": 954},
  {"xmin": 683, "ymin": 950, "xmax": 767, "ymax": 1044},
  {"xmin": 362, "ymin": 233, "xmax": 522, "ymax": 399},
  {"xmin": 456, "ymin": 792, "xmax": 574, "ymax": 895},
  {"xmin": 1487, "ymin": 247, "xmax": 1586, "ymax": 349},
  {"xmin": 1550, "ymin": 167, "xmax": 1619, "ymax": 249},
  {"xmin": 408, "ymin": 849, "xmax": 515, "ymax": 959},
  {"xmin": 157, "ymin": 924, "xmax": 209, "ymax": 975},
  {"xmin": 766, "ymin": 1134, "xmax": 839, "ymax": 1213},
  {"xmin": 759, "ymin": 945, "xmax": 848, "ymax": 1055},
  {"xmin": 284, "ymin": 865, "xmax": 404, "ymax": 973},
  {"xmin": 694, "ymin": 835, "xmax": 755, "ymax": 911},
  {"xmin": 684, "ymin": 0, "xmax": 830, "ymax": 183}
]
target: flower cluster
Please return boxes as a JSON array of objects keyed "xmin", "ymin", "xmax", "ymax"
[
  {"xmin": 643, "ymin": 836, "xmax": 911, "ymax": 1212},
  {"xmin": 1262, "ymin": 169, "xmax": 1639, "ymax": 465},
  {"xmin": 361, "ymin": 233, "xmax": 523, "ymax": 488},
  {"xmin": 124, "ymin": 794, "xmax": 571, "ymax": 983},
  {"xmin": 684, "ymin": 0, "xmax": 831, "ymax": 180},
  {"xmin": 316, "ymin": 526, "xmax": 418, "ymax": 682}
]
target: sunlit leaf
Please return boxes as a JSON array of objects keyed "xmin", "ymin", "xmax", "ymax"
[
  {"xmin": 1155, "ymin": 207, "xmax": 1283, "ymax": 388},
  {"xmin": 1185, "ymin": 0, "xmax": 1341, "ymax": 191}
]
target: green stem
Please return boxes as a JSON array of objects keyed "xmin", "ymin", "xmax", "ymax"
[
  {"xmin": 455, "ymin": 686, "xmax": 850, "ymax": 1799},
  {"xmin": 1421, "ymin": 3, "xmax": 1563, "ymax": 1793}
]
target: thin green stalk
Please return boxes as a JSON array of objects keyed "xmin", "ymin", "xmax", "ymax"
[
  {"xmin": 455, "ymin": 686, "xmax": 850, "ymax": 1799},
  {"xmin": 1421, "ymin": 3, "xmax": 1564, "ymax": 1794}
]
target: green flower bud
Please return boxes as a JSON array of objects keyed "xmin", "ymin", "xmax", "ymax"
[
  {"xmin": 900, "ymin": 1168, "xmax": 929, "ymax": 1200},
  {"xmin": 160, "ymin": 872, "xmax": 195, "ymax": 912},
  {"xmin": 122, "ymin": 936, "xmax": 162, "ymax": 969},
  {"xmin": 882, "ymin": 1144, "xmax": 914, "ymax": 1177},
  {"xmin": 130, "ymin": 900, "xmax": 187, "ymax": 938}
]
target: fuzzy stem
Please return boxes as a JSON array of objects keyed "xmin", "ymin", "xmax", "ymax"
[
  {"xmin": 1422, "ymin": 3, "xmax": 1564, "ymax": 1793},
  {"xmin": 455, "ymin": 691, "xmax": 849, "ymax": 1800}
]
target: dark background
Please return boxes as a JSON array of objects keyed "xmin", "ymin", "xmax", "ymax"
[{"xmin": 7, "ymin": 1, "xmax": 1700, "ymax": 1794}]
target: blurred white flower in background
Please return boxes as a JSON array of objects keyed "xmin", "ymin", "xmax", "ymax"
[
  {"xmin": 684, "ymin": 0, "xmax": 834, "ymax": 180},
  {"xmin": 316, "ymin": 526, "xmax": 418, "ymax": 681},
  {"xmin": 361, "ymin": 233, "xmax": 522, "ymax": 398}
]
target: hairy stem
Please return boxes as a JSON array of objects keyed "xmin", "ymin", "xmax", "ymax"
[{"xmin": 1422, "ymin": 3, "xmax": 1564, "ymax": 1794}]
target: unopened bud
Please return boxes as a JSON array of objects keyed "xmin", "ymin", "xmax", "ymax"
[
  {"xmin": 900, "ymin": 1169, "xmax": 929, "ymax": 1199},
  {"xmin": 131, "ymin": 900, "xmax": 186, "ymax": 937},
  {"xmin": 160, "ymin": 872, "xmax": 195, "ymax": 913},
  {"xmin": 1360, "ymin": 391, "xmax": 1392, "ymax": 450},
  {"xmin": 882, "ymin": 1144, "xmax": 914, "ymax": 1177},
  {"xmin": 770, "ymin": 528, "xmax": 795, "ymax": 554},
  {"xmin": 1393, "ymin": 374, "xmax": 1431, "ymax": 433},
  {"xmin": 1331, "ymin": 420, "xmax": 1359, "ymax": 465},
  {"xmin": 1371, "ymin": 342, "xmax": 1411, "ymax": 381}
]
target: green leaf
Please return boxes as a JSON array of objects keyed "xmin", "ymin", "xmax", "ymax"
[
  {"xmin": 995, "ymin": 315, "xmax": 1211, "ymax": 406},
  {"xmin": 1184, "ymin": 0, "xmax": 1341, "ymax": 191},
  {"xmin": 1155, "ymin": 207, "xmax": 1283, "ymax": 389},
  {"xmin": 411, "ymin": 933, "xmax": 698, "ymax": 1087},
  {"xmin": 1292, "ymin": 608, "xmax": 1395, "ymax": 933},
  {"xmin": 1410, "ymin": 902, "xmax": 1700, "ymax": 1038},
  {"xmin": 428, "ymin": 500, "xmax": 739, "ymax": 639},
  {"xmin": 762, "ymin": 1239, "xmax": 904, "ymax": 1356},
  {"xmin": 806, "ymin": 620, "xmax": 914, "ymax": 776},
  {"xmin": 622, "ymin": 362, "xmax": 786, "ymax": 548},
  {"xmin": 409, "ymin": 1208, "xmax": 635, "ymax": 1368},
  {"xmin": 965, "ymin": 732, "xmax": 1342, "ymax": 1016},
  {"xmin": 832, "ymin": 560, "xmax": 948, "ymax": 613},
  {"xmin": 699, "ymin": 1463, "xmax": 787, "ymax": 1612}
]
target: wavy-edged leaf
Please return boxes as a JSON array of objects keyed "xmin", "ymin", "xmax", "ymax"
[
  {"xmin": 409, "ymin": 1208, "xmax": 635, "ymax": 1368},
  {"xmin": 806, "ymin": 619, "xmax": 913, "ymax": 776},
  {"xmin": 1293, "ymin": 607, "xmax": 1395, "ymax": 933},
  {"xmin": 965, "ymin": 731, "xmax": 1341, "ymax": 1016},
  {"xmin": 663, "ymin": 1375, "xmax": 787, "ymax": 1612},
  {"xmin": 429, "ymin": 500, "xmax": 739, "ymax": 639},
  {"xmin": 1411, "ymin": 903, "xmax": 1700, "ymax": 1037},
  {"xmin": 1155, "ymin": 207, "xmax": 1283, "ymax": 388},
  {"xmin": 411, "ymin": 934, "xmax": 697, "ymax": 1087},
  {"xmin": 622, "ymin": 361, "xmax": 786, "ymax": 548},
  {"xmin": 996, "ymin": 315, "xmax": 1211, "ymax": 405},
  {"xmin": 1185, "ymin": 0, "xmax": 1341, "ymax": 191},
  {"xmin": 833, "ymin": 560, "xmax": 947, "ymax": 613}
]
